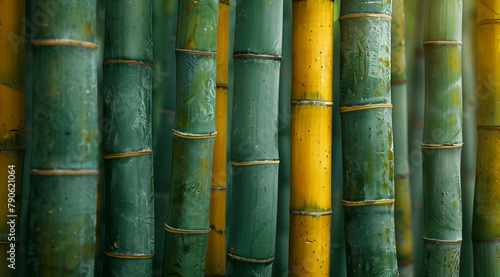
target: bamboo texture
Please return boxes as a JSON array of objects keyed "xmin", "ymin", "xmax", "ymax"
[
  {"xmin": 339, "ymin": 0, "xmax": 398, "ymax": 275},
  {"xmin": 472, "ymin": 0, "xmax": 500, "ymax": 275},
  {"xmin": 162, "ymin": 0, "xmax": 219, "ymax": 275},
  {"xmin": 102, "ymin": 0, "xmax": 154, "ymax": 275},
  {"xmin": 226, "ymin": 0, "xmax": 282, "ymax": 275},
  {"xmin": 422, "ymin": 0, "xmax": 463, "ymax": 275},
  {"xmin": 0, "ymin": 1, "xmax": 25, "ymax": 276},
  {"xmin": 206, "ymin": 0, "xmax": 229, "ymax": 275},
  {"xmin": 391, "ymin": 0, "xmax": 414, "ymax": 275},
  {"xmin": 27, "ymin": 0, "xmax": 99, "ymax": 275},
  {"xmin": 289, "ymin": 0, "xmax": 333, "ymax": 276}
]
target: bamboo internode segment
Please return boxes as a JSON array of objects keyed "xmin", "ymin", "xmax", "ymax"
[
  {"xmin": 339, "ymin": 13, "xmax": 392, "ymax": 20},
  {"xmin": 31, "ymin": 39, "xmax": 98, "ymax": 50},
  {"xmin": 172, "ymin": 129, "xmax": 217, "ymax": 139},
  {"xmin": 102, "ymin": 60, "xmax": 154, "ymax": 67},
  {"xmin": 164, "ymin": 224, "xmax": 211, "ymax": 234},
  {"xmin": 422, "ymin": 0, "xmax": 463, "ymax": 274},
  {"xmin": 29, "ymin": 169, "xmax": 99, "ymax": 176},
  {"xmin": 226, "ymin": 252, "xmax": 275, "ymax": 264},
  {"xmin": 103, "ymin": 251, "xmax": 155, "ymax": 259},
  {"xmin": 339, "ymin": 104, "xmax": 393, "ymax": 113},
  {"xmin": 231, "ymin": 160, "xmax": 280, "ymax": 166},
  {"xmin": 102, "ymin": 151, "xmax": 154, "ymax": 160}
]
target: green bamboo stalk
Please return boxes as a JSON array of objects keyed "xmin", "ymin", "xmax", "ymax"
[
  {"xmin": 407, "ymin": 1, "xmax": 425, "ymax": 276},
  {"xmin": 461, "ymin": 0, "xmax": 477, "ymax": 276},
  {"xmin": 422, "ymin": 0, "xmax": 463, "ymax": 275},
  {"xmin": 274, "ymin": 1, "xmax": 292, "ymax": 275},
  {"xmin": 102, "ymin": 0, "xmax": 154, "ymax": 275},
  {"xmin": 27, "ymin": 0, "xmax": 99, "ymax": 275},
  {"xmin": 162, "ymin": 1, "xmax": 219, "ymax": 275},
  {"xmin": 391, "ymin": 0, "xmax": 414, "ymax": 275},
  {"xmin": 0, "ymin": 2, "xmax": 25, "ymax": 276},
  {"xmin": 339, "ymin": 1, "xmax": 397, "ymax": 275},
  {"xmin": 472, "ymin": 0, "xmax": 500, "ymax": 275},
  {"xmin": 152, "ymin": 0, "xmax": 177, "ymax": 275},
  {"xmin": 226, "ymin": 0, "xmax": 282, "ymax": 275}
]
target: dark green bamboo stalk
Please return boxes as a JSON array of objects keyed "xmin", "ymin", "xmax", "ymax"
[
  {"xmin": 152, "ymin": 0, "xmax": 177, "ymax": 275},
  {"xmin": 226, "ymin": 0, "xmax": 282, "ymax": 275},
  {"xmin": 422, "ymin": 0, "xmax": 463, "ymax": 275},
  {"xmin": 0, "ymin": 2, "xmax": 25, "ymax": 276},
  {"xmin": 339, "ymin": 1, "xmax": 397, "ymax": 275},
  {"xmin": 27, "ymin": 0, "xmax": 99, "ymax": 275},
  {"xmin": 391, "ymin": 0, "xmax": 414, "ymax": 275},
  {"xmin": 162, "ymin": 1, "xmax": 219, "ymax": 275},
  {"xmin": 102, "ymin": 0, "xmax": 154, "ymax": 275}
]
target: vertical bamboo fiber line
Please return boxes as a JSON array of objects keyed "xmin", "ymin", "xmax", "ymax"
[
  {"xmin": 289, "ymin": 1, "xmax": 333, "ymax": 276},
  {"xmin": 27, "ymin": 0, "xmax": 99, "ymax": 275},
  {"xmin": 472, "ymin": 0, "xmax": 500, "ymax": 275},
  {"xmin": 0, "ymin": 2, "xmax": 25, "ymax": 277},
  {"xmin": 206, "ymin": 0, "xmax": 229, "ymax": 275},
  {"xmin": 422, "ymin": 0, "xmax": 463, "ymax": 275},
  {"xmin": 102, "ymin": 0, "xmax": 154, "ymax": 275},
  {"xmin": 162, "ymin": 0, "xmax": 219, "ymax": 276},
  {"xmin": 226, "ymin": 0, "xmax": 282, "ymax": 275},
  {"xmin": 391, "ymin": 0, "xmax": 414, "ymax": 275},
  {"xmin": 339, "ymin": 0, "xmax": 398, "ymax": 275}
]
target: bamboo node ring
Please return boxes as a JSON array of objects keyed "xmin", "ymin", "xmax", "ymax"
[
  {"xmin": 422, "ymin": 237, "xmax": 462, "ymax": 244},
  {"xmin": 175, "ymin": 49, "xmax": 217, "ymax": 56},
  {"xmin": 30, "ymin": 169, "xmax": 99, "ymax": 176},
  {"xmin": 342, "ymin": 199, "xmax": 395, "ymax": 207},
  {"xmin": 211, "ymin": 186, "xmax": 227, "ymax": 191},
  {"xmin": 226, "ymin": 252, "xmax": 275, "ymax": 264},
  {"xmin": 231, "ymin": 160, "xmax": 280, "ymax": 167},
  {"xmin": 420, "ymin": 142, "xmax": 463, "ymax": 149},
  {"xmin": 216, "ymin": 83, "xmax": 228, "ymax": 89},
  {"xmin": 233, "ymin": 53, "xmax": 283, "ymax": 60},
  {"xmin": 102, "ymin": 60, "xmax": 153, "ymax": 68},
  {"xmin": 290, "ymin": 100, "xmax": 333, "ymax": 106},
  {"xmin": 103, "ymin": 151, "xmax": 153, "ymax": 160},
  {"xmin": 0, "ymin": 241, "xmax": 20, "ymax": 244},
  {"xmin": 477, "ymin": 19, "xmax": 500, "ymax": 27},
  {"xmin": 339, "ymin": 104, "xmax": 392, "ymax": 113},
  {"xmin": 172, "ymin": 129, "xmax": 217, "ymax": 139},
  {"xmin": 31, "ymin": 39, "xmax": 98, "ymax": 50},
  {"xmin": 394, "ymin": 172, "xmax": 410, "ymax": 181},
  {"xmin": 103, "ymin": 251, "xmax": 154, "ymax": 259},
  {"xmin": 339, "ymin": 14, "xmax": 392, "ymax": 20},
  {"xmin": 289, "ymin": 210, "xmax": 332, "ymax": 216},
  {"xmin": 422, "ymin": 41, "xmax": 463, "ymax": 46},
  {"xmin": 471, "ymin": 237, "xmax": 500, "ymax": 242},
  {"xmin": 391, "ymin": 79, "xmax": 408, "ymax": 85},
  {"xmin": 164, "ymin": 223, "xmax": 210, "ymax": 234}
]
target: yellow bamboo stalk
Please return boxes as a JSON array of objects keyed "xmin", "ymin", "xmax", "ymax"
[
  {"xmin": 289, "ymin": 0, "xmax": 333, "ymax": 275},
  {"xmin": 0, "ymin": 2, "xmax": 25, "ymax": 276},
  {"xmin": 472, "ymin": 0, "xmax": 500, "ymax": 274},
  {"xmin": 206, "ymin": 0, "xmax": 229, "ymax": 275}
]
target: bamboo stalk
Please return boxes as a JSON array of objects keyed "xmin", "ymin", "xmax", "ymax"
[
  {"xmin": 102, "ymin": 0, "xmax": 154, "ymax": 275},
  {"xmin": 339, "ymin": 1, "xmax": 398, "ymax": 275},
  {"xmin": 422, "ymin": 0, "xmax": 463, "ymax": 275},
  {"xmin": 205, "ymin": 0, "xmax": 229, "ymax": 275},
  {"xmin": 472, "ymin": 0, "xmax": 500, "ymax": 275},
  {"xmin": 289, "ymin": 1, "xmax": 333, "ymax": 276},
  {"xmin": 226, "ymin": 0, "xmax": 282, "ymax": 275},
  {"xmin": 162, "ymin": 1, "xmax": 219, "ymax": 275},
  {"xmin": 0, "ymin": 1, "xmax": 25, "ymax": 276},
  {"xmin": 27, "ymin": 0, "xmax": 99, "ymax": 275},
  {"xmin": 391, "ymin": 0, "xmax": 414, "ymax": 275}
]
